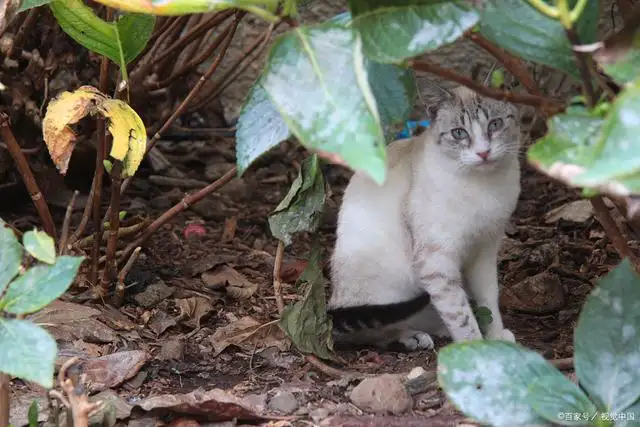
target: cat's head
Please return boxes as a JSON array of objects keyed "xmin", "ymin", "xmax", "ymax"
[{"xmin": 421, "ymin": 84, "xmax": 521, "ymax": 171}]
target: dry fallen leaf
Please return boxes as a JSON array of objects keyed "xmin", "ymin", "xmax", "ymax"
[
  {"xmin": 545, "ymin": 200, "xmax": 594, "ymax": 223},
  {"xmin": 175, "ymin": 296, "xmax": 215, "ymax": 329},
  {"xmin": 135, "ymin": 387, "xmax": 265, "ymax": 422},
  {"xmin": 148, "ymin": 309, "xmax": 178, "ymax": 336},
  {"xmin": 210, "ymin": 316, "xmax": 290, "ymax": 356},
  {"xmin": 201, "ymin": 265, "xmax": 258, "ymax": 299},
  {"xmin": 221, "ymin": 216, "xmax": 237, "ymax": 243}
]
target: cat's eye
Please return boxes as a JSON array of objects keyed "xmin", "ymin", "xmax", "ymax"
[
  {"xmin": 451, "ymin": 128, "xmax": 469, "ymax": 140},
  {"xmin": 488, "ymin": 118, "xmax": 504, "ymax": 133}
]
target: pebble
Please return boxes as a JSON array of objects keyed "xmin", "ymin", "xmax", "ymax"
[
  {"xmin": 267, "ymin": 391, "xmax": 299, "ymax": 414},
  {"xmin": 158, "ymin": 339, "xmax": 184, "ymax": 361},
  {"xmin": 404, "ymin": 367, "xmax": 437, "ymax": 396},
  {"xmin": 133, "ymin": 279, "xmax": 175, "ymax": 308},
  {"xmin": 349, "ymin": 374, "xmax": 413, "ymax": 414}
]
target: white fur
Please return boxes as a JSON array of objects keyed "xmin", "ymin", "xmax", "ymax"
[{"xmin": 329, "ymin": 87, "xmax": 521, "ymax": 347}]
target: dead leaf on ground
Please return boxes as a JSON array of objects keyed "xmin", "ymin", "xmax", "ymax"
[
  {"xmin": 545, "ymin": 200, "xmax": 594, "ymax": 223},
  {"xmin": 221, "ymin": 216, "xmax": 237, "ymax": 243},
  {"xmin": 148, "ymin": 309, "xmax": 178, "ymax": 336},
  {"xmin": 28, "ymin": 300, "xmax": 117, "ymax": 343},
  {"xmin": 210, "ymin": 316, "xmax": 290, "ymax": 356},
  {"xmin": 176, "ymin": 297, "xmax": 215, "ymax": 329},
  {"xmin": 135, "ymin": 387, "xmax": 266, "ymax": 422},
  {"xmin": 58, "ymin": 350, "xmax": 149, "ymax": 393},
  {"xmin": 201, "ymin": 265, "xmax": 258, "ymax": 299}
]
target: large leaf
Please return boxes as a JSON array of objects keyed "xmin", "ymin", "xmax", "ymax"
[
  {"xmin": 261, "ymin": 23, "xmax": 387, "ymax": 184},
  {"xmin": 593, "ymin": 17, "xmax": 640, "ymax": 85},
  {"xmin": 236, "ymin": 81, "xmax": 291, "ymax": 174},
  {"xmin": 0, "ymin": 220, "xmax": 22, "ymax": 296},
  {"xmin": 0, "ymin": 256, "xmax": 83, "ymax": 314},
  {"xmin": 18, "ymin": 0, "xmax": 52, "ymax": 11},
  {"xmin": 527, "ymin": 375, "xmax": 598, "ymax": 425},
  {"xmin": 22, "ymin": 230, "xmax": 56, "ymax": 264},
  {"xmin": 350, "ymin": 0, "xmax": 479, "ymax": 63},
  {"xmin": 479, "ymin": 0, "xmax": 600, "ymax": 77},
  {"xmin": 278, "ymin": 246, "xmax": 335, "ymax": 360},
  {"xmin": 438, "ymin": 341, "xmax": 554, "ymax": 426},
  {"xmin": 0, "ymin": 319, "xmax": 57, "ymax": 388},
  {"xmin": 574, "ymin": 259, "xmax": 640, "ymax": 413},
  {"xmin": 49, "ymin": 0, "xmax": 155, "ymax": 75},
  {"xmin": 268, "ymin": 155, "xmax": 325, "ymax": 246}
]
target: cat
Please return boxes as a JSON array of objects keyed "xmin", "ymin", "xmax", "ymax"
[{"xmin": 327, "ymin": 85, "xmax": 521, "ymax": 351}]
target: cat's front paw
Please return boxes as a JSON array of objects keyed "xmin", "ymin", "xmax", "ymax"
[
  {"xmin": 397, "ymin": 331, "xmax": 435, "ymax": 351},
  {"xmin": 487, "ymin": 328, "xmax": 516, "ymax": 342}
]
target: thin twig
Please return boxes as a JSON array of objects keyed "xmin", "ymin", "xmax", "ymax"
[
  {"xmin": 0, "ymin": 374, "xmax": 9, "ymax": 427},
  {"xmin": 273, "ymin": 240, "xmax": 285, "ymax": 314},
  {"xmin": 99, "ymin": 161, "xmax": 123, "ymax": 298},
  {"xmin": 109, "ymin": 13, "xmax": 243, "ymax": 218},
  {"xmin": 118, "ymin": 167, "xmax": 237, "ymax": 264},
  {"xmin": 74, "ymin": 221, "xmax": 148, "ymax": 249},
  {"xmin": 465, "ymin": 32, "xmax": 542, "ymax": 96},
  {"xmin": 59, "ymin": 190, "xmax": 79, "ymax": 255},
  {"xmin": 0, "ymin": 114, "xmax": 56, "ymax": 238},
  {"xmin": 57, "ymin": 357, "xmax": 104, "ymax": 427},
  {"xmin": 67, "ymin": 174, "xmax": 96, "ymax": 247},
  {"xmin": 90, "ymin": 48, "xmax": 111, "ymax": 288},
  {"xmin": 305, "ymin": 355, "xmax": 360, "ymax": 379},
  {"xmin": 113, "ymin": 246, "xmax": 141, "ymax": 307},
  {"xmin": 565, "ymin": 28, "xmax": 596, "ymax": 107},
  {"xmin": 408, "ymin": 59, "xmax": 565, "ymax": 115}
]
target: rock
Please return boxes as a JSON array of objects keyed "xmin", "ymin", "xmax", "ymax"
[
  {"xmin": 310, "ymin": 407, "xmax": 331, "ymax": 424},
  {"xmin": 500, "ymin": 272, "xmax": 565, "ymax": 314},
  {"xmin": 404, "ymin": 367, "xmax": 437, "ymax": 396},
  {"xmin": 133, "ymin": 279, "xmax": 175, "ymax": 308},
  {"xmin": 349, "ymin": 374, "xmax": 413, "ymax": 415},
  {"xmin": 545, "ymin": 200, "xmax": 594, "ymax": 223},
  {"xmin": 268, "ymin": 390, "xmax": 299, "ymax": 414},
  {"xmin": 158, "ymin": 339, "xmax": 184, "ymax": 361}
]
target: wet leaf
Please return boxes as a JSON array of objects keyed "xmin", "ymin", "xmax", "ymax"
[
  {"xmin": 574, "ymin": 259, "xmax": 640, "ymax": 413},
  {"xmin": 349, "ymin": 0, "xmax": 479, "ymax": 63},
  {"xmin": 0, "ymin": 220, "xmax": 22, "ymax": 296},
  {"xmin": 526, "ymin": 375, "xmax": 598, "ymax": 425},
  {"xmin": 479, "ymin": 0, "xmax": 599, "ymax": 77},
  {"xmin": 593, "ymin": 12, "xmax": 640, "ymax": 85},
  {"xmin": 42, "ymin": 86, "xmax": 146, "ymax": 177},
  {"xmin": 0, "ymin": 256, "xmax": 83, "ymax": 314},
  {"xmin": 22, "ymin": 230, "xmax": 56, "ymax": 264},
  {"xmin": 261, "ymin": 23, "xmax": 386, "ymax": 183},
  {"xmin": 210, "ymin": 316, "xmax": 290, "ymax": 356},
  {"xmin": 49, "ymin": 0, "xmax": 155, "ymax": 75},
  {"xmin": 18, "ymin": 0, "xmax": 52, "ymax": 11},
  {"xmin": 278, "ymin": 247, "xmax": 335, "ymax": 361},
  {"xmin": 269, "ymin": 155, "xmax": 325, "ymax": 246},
  {"xmin": 0, "ymin": 319, "xmax": 57, "ymax": 388},
  {"xmin": 236, "ymin": 81, "xmax": 291, "ymax": 175},
  {"xmin": 438, "ymin": 341, "xmax": 555, "ymax": 426}
]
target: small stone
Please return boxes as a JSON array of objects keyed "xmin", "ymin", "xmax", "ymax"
[
  {"xmin": 268, "ymin": 391, "xmax": 299, "ymax": 414},
  {"xmin": 349, "ymin": 374, "xmax": 413, "ymax": 414},
  {"xmin": 133, "ymin": 279, "xmax": 175, "ymax": 308},
  {"xmin": 404, "ymin": 367, "xmax": 437, "ymax": 396},
  {"xmin": 158, "ymin": 339, "xmax": 184, "ymax": 361},
  {"xmin": 310, "ymin": 407, "xmax": 331, "ymax": 423}
]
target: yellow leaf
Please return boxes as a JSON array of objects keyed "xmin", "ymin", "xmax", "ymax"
[
  {"xmin": 42, "ymin": 86, "xmax": 105, "ymax": 174},
  {"xmin": 98, "ymin": 99, "xmax": 147, "ymax": 177}
]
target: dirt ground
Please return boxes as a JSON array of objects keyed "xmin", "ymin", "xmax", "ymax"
[{"xmin": 1, "ymin": 128, "xmax": 633, "ymax": 426}]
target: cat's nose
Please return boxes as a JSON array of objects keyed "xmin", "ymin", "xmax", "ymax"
[{"xmin": 476, "ymin": 150, "xmax": 490, "ymax": 161}]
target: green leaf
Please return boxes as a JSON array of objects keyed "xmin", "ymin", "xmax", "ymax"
[
  {"xmin": 0, "ymin": 220, "xmax": 22, "ymax": 296},
  {"xmin": 268, "ymin": 155, "xmax": 325, "ymax": 246},
  {"xmin": 49, "ymin": 0, "xmax": 155, "ymax": 77},
  {"xmin": 28, "ymin": 400, "xmax": 38, "ymax": 427},
  {"xmin": 527, "ymin": 375, "xmax": 598, "ymax": 425},
  {"xmin": 18, "ymin": 0, "xmax": 52, "ymax": 11},
  {"xmin": 236, "ymin": 80, "xmax": 291, "ymax": 174},
  {"xmin": 278, "ymin": 246, "xmax": 335, "ymax": 360},
  {"xmin": 1, "ymin": 256, "xmax": 83, "ymax": 314},
  {"xmin": 615, "ymin": 400, "xmax": 640, "ymax": 426},
  {"xmin": 479, "ymin": 0, "xmax": 600, "ymax": 77},
  {"xmin": 574, "ymin": 259, "xmax": 640, "ymax": 413},
  {"xmin": 22, "ymin": 230, "xmax": 56, "ymax": 264},
  {"xmin": 261, "ymin": 23, "xmax": 387, "ymax": 184},
  {"xmin": 0, "ymin": 319, "xmax": 57, "ymax": 388},
  {"xmin": 349, "ymin": 0, "xmax": 479, "ymax": 63},
  {"xmin": 438, "ymin": 340, "xmax": 555, "ymax": 426},
  {"xmin": 594, "ymin": 24, "xmax": 640, "ymax": 85}
]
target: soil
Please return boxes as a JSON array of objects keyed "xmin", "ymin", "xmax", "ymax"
[{"xmin": 2, "ymin": 128, "xmax": 635, "ymax": 427}]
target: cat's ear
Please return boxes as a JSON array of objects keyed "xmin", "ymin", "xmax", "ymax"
[{"xmin": 418, "ymin": 80, "xmax": 454, "ymax": 120}]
